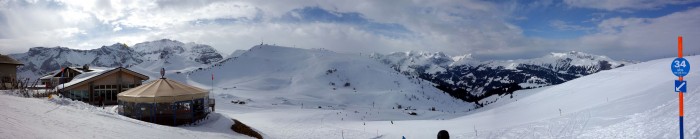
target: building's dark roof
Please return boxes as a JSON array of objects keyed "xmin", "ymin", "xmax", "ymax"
[{"xmin": 0, "ymin": 54, "xmax": 23, "ymax": 65}]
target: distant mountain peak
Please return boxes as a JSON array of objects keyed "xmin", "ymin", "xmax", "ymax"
[
  {"xmin": 552, "ymin": 50, "xmax": 584, "ymax": 56},
  {"xmin": 103, "ymin": 43, "xmax": 130, "ymax": 50},
  {"xmin": 372, "ymin": 50, "xmax": 628, "ymax": 104},
  {"xmin": 548, "ymin": 51, "xmax": 607, "ymax": 59},
  {"xmin": 451, "ymin": 53, "xmax": 473, "ymax": 61},
  {"xmin": 132, "ymin": 39, "xmax": 186, "ymax": 53},
  {"xmin": 10, "ymin": 39, "xmax": 224, "ymax": 79}
]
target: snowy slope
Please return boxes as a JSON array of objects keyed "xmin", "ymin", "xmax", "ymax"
[
  {"xmin": 191, "ymin": 55, "xmax": 695, "ymax": 139},
  {"xmin": 0, "ymin": 93, "xmax": 254, "ymax": 139},
  {"xmin": 226, "ymin": 50, "xmax": 247, "ymax": 59},
  {"xmin": 183, "ymin": 45, "xmax": 474, "ymax": 116},
  {"xmin": 344, "ymin": 55, "xmax": 700, "ymax": 138},
  {"xmin": 183, "ymin": 55, "xmax": 700, "ymax": 139}
]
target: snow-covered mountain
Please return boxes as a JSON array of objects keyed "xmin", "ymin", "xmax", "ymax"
[
  {"xmin": 10, "ymin": 40, "xmax": 627, "ymax": 108},
  {"xmin": 182, "ymin": 45, "xmax": 474, "ymax": 115},
  {"xmin": 133, "ymin": 39, "xmax": 222, "ymax": 65},
  {"xmin": 213, "ymin": 50, "xmax": 248, "ymax": 67},
  {"xmin": 129, "ymin": 39, "xmax": 223, "ymax": 76},
  {"xmin": 9, "ymin": 43, "xmax": 143, "ymax": 79},
  {"xmin": 8, "ymin": 39, "xmax": 223, "ymax": 80},
  {"xmin": 226, "ymin": 50, "xmax": 248, "ymax": 59},
  {"xmin": 371, "ymin": 51, "xmax": 628, "ymax": 104}
]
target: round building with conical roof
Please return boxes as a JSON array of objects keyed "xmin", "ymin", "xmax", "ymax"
[{"xmin": 117, "ymin": 78, "xmax": 213, "ymax": 126}]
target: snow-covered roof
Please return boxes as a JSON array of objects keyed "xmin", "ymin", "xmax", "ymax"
[
  {"xmin": 55, "ymin": 68, "xmax": 107, "ymax": 90},
  {"xmin": 39, "ymin": 73, "xmax": 56, "ymax": 80},
  {"xmin": 40, "ymin": 67, "xmax": 84, "ymax": 79},
  {"xmin": 40, "ymin": 66, "xmax": 112, "ymax": 80},
  {"xmin": 56, "ymin": 67, "xmax": 149, "ymax": 90},
  {"xmin": 31, "ymin": 84, "xmax": 47, "ymax": 88}
]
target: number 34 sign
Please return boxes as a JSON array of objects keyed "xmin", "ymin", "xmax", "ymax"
[{"xmin": 671, "ymin": 57, "xmax": 690, "ymax": 77}]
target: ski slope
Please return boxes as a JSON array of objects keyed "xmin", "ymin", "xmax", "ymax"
[
  {"xmin": 213, "ymin": 55, "xmax": 700, "ymax": 138},
  {"xmin": 353, "ymin": 55, "xmax": 700, "ymax": 138},
  {"xmin": 184, "ymin": 45, "xmax": 475, "ymax": 117}
]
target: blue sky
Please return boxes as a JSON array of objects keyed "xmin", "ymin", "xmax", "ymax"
[{"xmin": 1, "ymin": 0, "xmax": 699, "ymax": 61}]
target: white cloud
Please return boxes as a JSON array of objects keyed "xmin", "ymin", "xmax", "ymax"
[
  {"xmin": 574, "ymin": 7, "xmax": 700, "ymax": 60},
  {"xmin": 0, "ymin": 0, "xmax": 97, "ymax": 52},
  {"xmin": 1, "ymin": 0, "xmax": 531, "ymax": 58},
  {"xmin": 596, "ymin": 17, "xmax": 649, "ymax": 34},
  {"xmin": 564, "ymin": 0, "xmax": 699, "ymax": 11},
  {"xmin": 550, "ymin": 20, "xmax": 593, "ymax": 31},
  {"xmin": 1, "ymin": 0, "xmax": 698, "ymax": 61}
]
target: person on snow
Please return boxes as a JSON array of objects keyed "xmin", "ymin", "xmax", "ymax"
[
  {"xmin": 97, "ymin": 95, "xmax": 104, "ymax": 109},
  {"xmin": 437, "ymin": 130, "xmax": 449, "ymax": 139}
]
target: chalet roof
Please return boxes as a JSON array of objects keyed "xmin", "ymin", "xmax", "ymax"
[
  {"xmin": 0, "ymin": 54, "xmax": 23, "ymax": 65},
  {"xmin": 117, "ymin": 78, "xmax": 209, "ymax": 103},
  {"xmin": 56, "ymin": 67, "xmax": 149, "ymax": 90},
  {"xmin": 39, "ymin": 74, "xmax": 56, "ymax": 80},
  {"xmin": 40, "ymin": 67, "xmax": 89, "ymax": 79}
]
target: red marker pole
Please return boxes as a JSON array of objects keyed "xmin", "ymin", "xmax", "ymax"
[{"xmin": 678, "ymin": 36, "xmax": 684, "ymax": 139}]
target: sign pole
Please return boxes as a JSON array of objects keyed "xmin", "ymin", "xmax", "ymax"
[{"xmin": 678, "ymin": 36, "xmax": 684, "ymax": 139}]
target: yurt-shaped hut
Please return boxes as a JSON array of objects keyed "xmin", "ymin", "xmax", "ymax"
[{"xmin": 117, "ymin": 76, "xmax": 212, "ymax": 126}]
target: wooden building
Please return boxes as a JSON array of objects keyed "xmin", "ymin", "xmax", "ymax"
[
  {"xmin": 0, "ymin": 54, "xmax": 23, "ymax": 89},
  {"xmin": 39, "ymin": 65, "xmax": 89, "ymax": 89},
  {"xmin": 57, "ymin": 67, "xmax": 149, "ymax": 105}
]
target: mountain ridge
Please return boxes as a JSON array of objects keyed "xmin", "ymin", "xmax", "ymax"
[
  {"xmin": 371, "ymin": 50, "xmax": 629, "ymax": 104},
  {"xmin": 9, "ymin": 39, "xmax": 223, "ymax": 80},
  {"xmin": 10, "ymin": 40, "xmax": 628, "ymax": 106}
]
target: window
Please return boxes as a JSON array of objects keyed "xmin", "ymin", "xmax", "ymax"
[
  {"xmin": 121, "ymin": 84, "xmax": 136, "ymax": 91},
  {"xmin": 105, "ymin": 90, "xmax": 110, "ymax": 101},
  {"xmin": 69, "ymin": 90, "xmax": 88, "ymax": 101},
  {"xmin": 95, "ymin": 84, "xmax": 118, "ymax": 102},
  {"xmin": 2, "ymin": 76, "xmax": 11, "ymax": 82},
  {"xmin": 111, "ymin": 90, "xmax": 118, "ymax": 101},
  {"xmin": 123, "ymin": 102, "xmax": 134, "ymax": 116}
]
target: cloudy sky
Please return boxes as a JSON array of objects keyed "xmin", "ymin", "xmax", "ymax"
[{"xmin": 1, "ymin": 0, "xmax": 699, "ymax": 61}]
